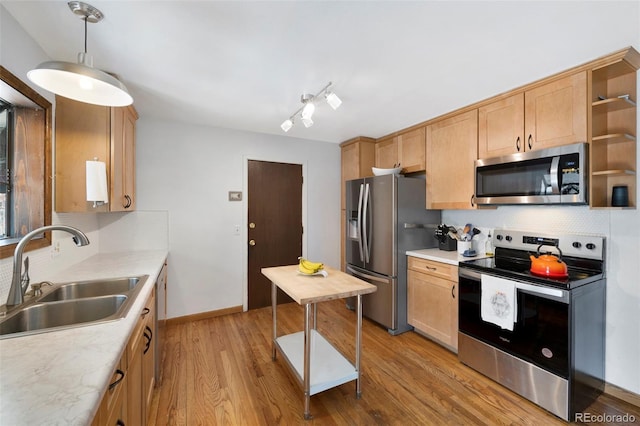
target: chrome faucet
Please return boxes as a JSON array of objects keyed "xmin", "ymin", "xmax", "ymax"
[{"xmin": 5, "ymin": 225, "xmax": 90, "ymax": 306}]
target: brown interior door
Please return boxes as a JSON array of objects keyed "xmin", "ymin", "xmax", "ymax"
[{"xmin": 247, "ymin": 160, "xmax": 303, "ymax": 309}]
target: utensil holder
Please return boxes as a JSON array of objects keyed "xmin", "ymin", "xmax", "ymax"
[{"xmin": 457, "ymin": 241, "xmax": 472, "ymax": 254}]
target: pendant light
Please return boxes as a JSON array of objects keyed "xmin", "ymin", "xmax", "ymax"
[{"xmin": 27, "ymin": 1, "xmax": 133, "ymax": 107}]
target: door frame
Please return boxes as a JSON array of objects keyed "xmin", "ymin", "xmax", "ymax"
[{"xmin": 242, "ymin": 155, "xmax": 308, "ymax": 311}]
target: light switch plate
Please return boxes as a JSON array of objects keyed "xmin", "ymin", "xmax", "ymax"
[{"xmin": 228, "ymin": 191, "xmax": 242, "ymax": 201}]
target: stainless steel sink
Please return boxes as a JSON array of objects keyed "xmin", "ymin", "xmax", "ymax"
[
  {"xmin": 0, "ymin": 275, "xmax": 149, "ymax": 339},
  {"xmin": 38, "ymin": 276, "xmax": 142, "ymax": 302},
  {"xmin": 0, "ymin": 295, "xmax": 128, "ymax": 337}
]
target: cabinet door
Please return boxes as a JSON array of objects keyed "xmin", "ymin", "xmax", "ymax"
[
  {"xmin": 426, "ymin": 110, "xmax": 478, "ymax": 209},
  {"xmin": 478, "ymin": 93, "xmax": 525, "ymax": 158},
  {"xmin": 375, "ymin": 136, "xmax": 398, "ymax": 168},
  {"xmin": 524, "ymin": 71, "xmax": 587, "ymax": 151},
  {"xmin": 55, "ymin": 96, "xmax": 110, "ymax": 213},
  {"xmin": 398, "ymin": 127, "xmax": 426, "ymax": 173},
  {"xmin": 407, "ymin": 270, "xmax": 458, "ymax": 350},
  {"xmin": 127, "ymin": 329, "xmax": 144, "ymax": 426},
  {"xmin": 110, "ymin": 106, "xmax": 137, "ymax": 211},
  {"xmin": 142, "ymin": 290, "xmax": 156, "ymax": 415}
]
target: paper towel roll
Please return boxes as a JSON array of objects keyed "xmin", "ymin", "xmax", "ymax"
[{"xmin": 86, "ymin": 160, "xmax": 109, "ymax": 203}]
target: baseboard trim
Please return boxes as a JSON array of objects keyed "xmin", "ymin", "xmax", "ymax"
[
  {"xmin": 604, "ymin": 382, "xmax": 640, "ymax": 407},
  {"xmin": 166, "ymin": 305, "xmax": 243, "ymax": 326}
]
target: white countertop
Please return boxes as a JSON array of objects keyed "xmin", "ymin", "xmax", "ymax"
[
  {"xmin": 0, "ymin": 250, "xmax": 168, "ymax": 426},
  {"xmin": 406, "ymin": 247, "xmax": 491, "ymax": 265}
]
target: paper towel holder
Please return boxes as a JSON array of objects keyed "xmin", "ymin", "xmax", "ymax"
[{"xmin": 86, "ymin": 157, "xmax": 109, "ymax": 208}]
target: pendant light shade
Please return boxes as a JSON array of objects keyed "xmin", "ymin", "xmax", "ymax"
[
  {"xmin": 27, "ymin": 1, "xmax": 133, "ymax": 107},
  {"xmin": 28, "ymin": 59, "xmax": 132, "ymax": 107}
]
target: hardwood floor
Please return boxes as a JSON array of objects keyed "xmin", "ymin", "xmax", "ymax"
[{"xmin": 148, "ymin": 300, "xmax": 640, "ymax": 425}]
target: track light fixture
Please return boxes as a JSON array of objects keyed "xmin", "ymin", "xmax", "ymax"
[
  {"xmin": 27, "ymin": 1, "xmax": 133, "ymax": 107},
  {"xmin": 280, "ymin": 82, "xmax": 342, "ymax": 132}
]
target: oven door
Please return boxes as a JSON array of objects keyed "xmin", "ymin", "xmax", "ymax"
[{"xmin": 458, "ymin": 268, "xmax": 571, "ymax": 378}]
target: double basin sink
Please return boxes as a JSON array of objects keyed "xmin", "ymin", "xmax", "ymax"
[{"xmin": 0, "ymin": 275, "xmax": 149, "ymax": 339}]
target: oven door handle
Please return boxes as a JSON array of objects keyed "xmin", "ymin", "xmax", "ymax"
[{"xmin": 515, "ymin": 282, "xmax": 565, "ymax": 299}]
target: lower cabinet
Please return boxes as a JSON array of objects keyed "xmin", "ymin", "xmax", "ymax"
[
  {"xmin": 92, "ymin": 288, "xmax": 156, "ymax": 425},
  {"xmin": 128, "ymin": 287, "xmax": 156, "ymax": 425},
  {"xmin": 407, "ymin": 256, "xmax": 459, "ymax": 352},
  {"xmin": 92, "ymin": 356, "xmax": 127, "ymax": 426}
]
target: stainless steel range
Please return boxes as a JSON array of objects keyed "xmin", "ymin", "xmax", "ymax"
[{"xmin": 457, "ymin": 229, "xmax": 605, "ymax": 421}]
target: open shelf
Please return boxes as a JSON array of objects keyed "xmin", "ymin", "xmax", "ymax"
[
  {"xmin": 275, "ymin": 330, "xmax": 358, "ymax": 396},
  {"xmin": 592, "ymin": 133, "xmax": 635, "ymax": 144},
  {"xmin": 592, "ymin": 96, "xmax": 636, "ymax": 112},
  {"xmin": 591, "ymin": 170, "xmax": 636, "ymax": 177}
]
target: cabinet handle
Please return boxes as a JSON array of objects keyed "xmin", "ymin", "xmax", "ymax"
[
  {"xmin": 144, "ymin": 325, "xmax": 153, "ymax": 354},
  {"xmin": 123, "ymin": 194, "xmax": 132, "ymax": 209},
  {"xmin": 108, "ymin": 369, "xmax": 125, "ymax": 390},
  {"xmin": 141, "ymin": 307, "xmax": 150, "ymax": 318},
  {"xmin": 527, "ymin": 134, "xmax": 533, "ymax": 150},
  {"xmin": 516, "ymin": 136, "xmax": 521, "ymax": 152},
  {"xmin": 451, "ymin": 284, "xmax": 456, "ymax": 299},
  {"xmin": 424, "ymin": 266, "xmax": 437, "ymax": 271},
  {"xmin": 470, "ymin": 194, "xmax": 475, "ymax": 208},
  {"xmin": 116, "ymin": 420, "xmax": 125, "ymax": 426}
]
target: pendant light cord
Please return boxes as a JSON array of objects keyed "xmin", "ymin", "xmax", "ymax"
[{"xmin": 84, "ymin": 16, "xmax": 88, "ymax": 53}]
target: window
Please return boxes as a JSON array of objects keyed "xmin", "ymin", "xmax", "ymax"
[{"xmin": 0, "ymin": 66, "xmax": 52, "ymax": 258}]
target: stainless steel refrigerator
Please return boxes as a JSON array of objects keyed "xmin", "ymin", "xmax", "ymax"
[{"xmin": 345, "ymin": 174, "xmax": 441, "ymax": 335}]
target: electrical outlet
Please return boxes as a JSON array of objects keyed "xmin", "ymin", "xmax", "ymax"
[{"xmin": 51, "ymin": 241, "xmax": 61, "ymax": 259}]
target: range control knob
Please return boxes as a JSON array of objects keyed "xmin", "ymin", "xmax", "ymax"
[
  {"xmin": 572, "ymin": 242, "xmax": 582, "ymax": 248},
  {"xmin": 586, "ymin": 243, "xmax": 596, "ymax": 250},
  {"xmin": 496, "ymin": 234, "xmax": 503, "ymax": 241},
  {"xmin": 505, "ymin": 235, "xmax": 512, "ymax": 242}
]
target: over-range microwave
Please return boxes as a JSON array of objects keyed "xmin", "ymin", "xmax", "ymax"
[{"xmin": 474, "ymin": 143, "xmax": 588, "ymax": 205}]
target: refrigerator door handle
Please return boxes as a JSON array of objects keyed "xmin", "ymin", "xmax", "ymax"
[
  {"xmin": 347, "ymin": 266, "xmax": 389, "ymax": 284},
  {"xmin": 362, "ymin": 183, "xmax": 371, "ymax": 263},
  {"xmin": 357, "ymin": 183, "xmax": 365, "ymax": 262}
]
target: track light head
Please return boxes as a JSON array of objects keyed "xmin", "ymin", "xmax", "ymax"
[
  {"xmin": 325, "ymin": 92, "xmax": 342, "ymax": 110},
  {"xmin": 281, "ymin": 118, "xmax": 293, "ymax": 132}
]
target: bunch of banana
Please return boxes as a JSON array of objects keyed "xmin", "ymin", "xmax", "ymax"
[{"xmin": 298, "ymin": 257, "xmax": 324, "ymax": 275}]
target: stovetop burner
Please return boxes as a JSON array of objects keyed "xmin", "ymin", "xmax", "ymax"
[{"xmin": 458, "ymin": 229, "xmax": 605, "ymax": 289}]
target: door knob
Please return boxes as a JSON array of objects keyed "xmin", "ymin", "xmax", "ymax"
[
  {"xmin": 249, "ymin": 239, "xmax": 256, "ymax": 246},
  {"xmin": 249, "ymin": 222, "xmax": 256, "ymax": 229}
]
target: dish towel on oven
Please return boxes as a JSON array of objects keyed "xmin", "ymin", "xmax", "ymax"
[{"xmin": 481, "ymin": 274, "xmax": 517, "ymax": 331}]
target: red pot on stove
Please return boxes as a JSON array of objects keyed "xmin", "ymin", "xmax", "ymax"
[{"xmin": 529, "ymin": 244, "xmax": 568, "ymax": 278}]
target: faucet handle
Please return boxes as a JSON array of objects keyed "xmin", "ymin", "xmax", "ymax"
[{"xmin": 20, "ymin": 256, "xmax": 31, "ymax": 293}]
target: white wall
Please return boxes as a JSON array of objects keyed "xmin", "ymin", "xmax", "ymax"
[{"xmin": 135, "ymin": 119, "xmax": 340, "ymax": 319}]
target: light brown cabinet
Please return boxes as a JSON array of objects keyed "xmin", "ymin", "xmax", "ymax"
[
  {"xmin": 55, "ymin": 96, "xmax": 137, "ymax": 213},
  {"xmin": 426, "ymin": 110, "xmax": 478, "ymax": 210},
  {"xmin": 128, "ymin": 288, "xmax": 156, "ymax": 426},
  {"xmin": 92, "ymin": 356, "xmax": 127, "ymax": 426},
  {"xmin": 590, "ymin": 47, "xmax": 639, "ymax": 209},
  {"xmin": 407, "ymin": 257, "xmax": 458, "ymax": 352},
  {"xmin": 478, "ymin": 72, "xmax": 587, "ymax": 158},
  {"xmin": 340, "ymin": 137, "xmax": 376, "ymax": 270},
  {"xmin": 397, "ymin": 127, "xmax": 426, "ymax": 173},
  {"xmin": 374, "ymin": 136, "xmax": 398, "ymax": 169},
  {"xmin": 375, "ymin": 127, "xmax": 426, "ymax": 173}
]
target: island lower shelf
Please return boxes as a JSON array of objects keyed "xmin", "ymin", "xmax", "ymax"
[{"xmin": 275, "ymin": 329, "xmax": 358, "ymax": 396}]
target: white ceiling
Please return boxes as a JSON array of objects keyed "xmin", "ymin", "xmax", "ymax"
[{"xmin": 2, "ymin": 1, "xmax": 638, "ymax": 144}]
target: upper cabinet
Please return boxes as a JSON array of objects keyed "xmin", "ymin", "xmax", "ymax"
[
  {"xmin": 340, "ymin": 136, "xmax": 376, "ymax": 208},
  {"xmin": 524, "ymin": 72, "xmax": 587, "ymax": 151},
  {"xmin": 55, "ymin": 96, "xmax": 138, "ymax": 213},
  {"xmin": 478, "ymin": 72, "xmax": 587, "ymax": 158},
  {"xmin": 375, "ymin": 127, "xmax": 426, "ymax": 173},
  {"xmin": 375, "ymin": 136, "xmax": 397, "ymax": 169},
  {"xmin": 426, "ymin": 110, "xmax": 478, "ymax": 210},
  {"xmin": 589, "ymin": 47, "xmax": 640, "ymax": 208}
]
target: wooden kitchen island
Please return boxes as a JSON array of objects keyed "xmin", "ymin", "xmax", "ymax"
[{"xmin": 261, "ymin": 265, "xmax": 377, "ymax": 420}]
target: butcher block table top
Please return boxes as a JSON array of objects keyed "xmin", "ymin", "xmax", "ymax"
[{"xmin": 261, "ymin": 265, "xmax": 377, "ymax": 305}]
